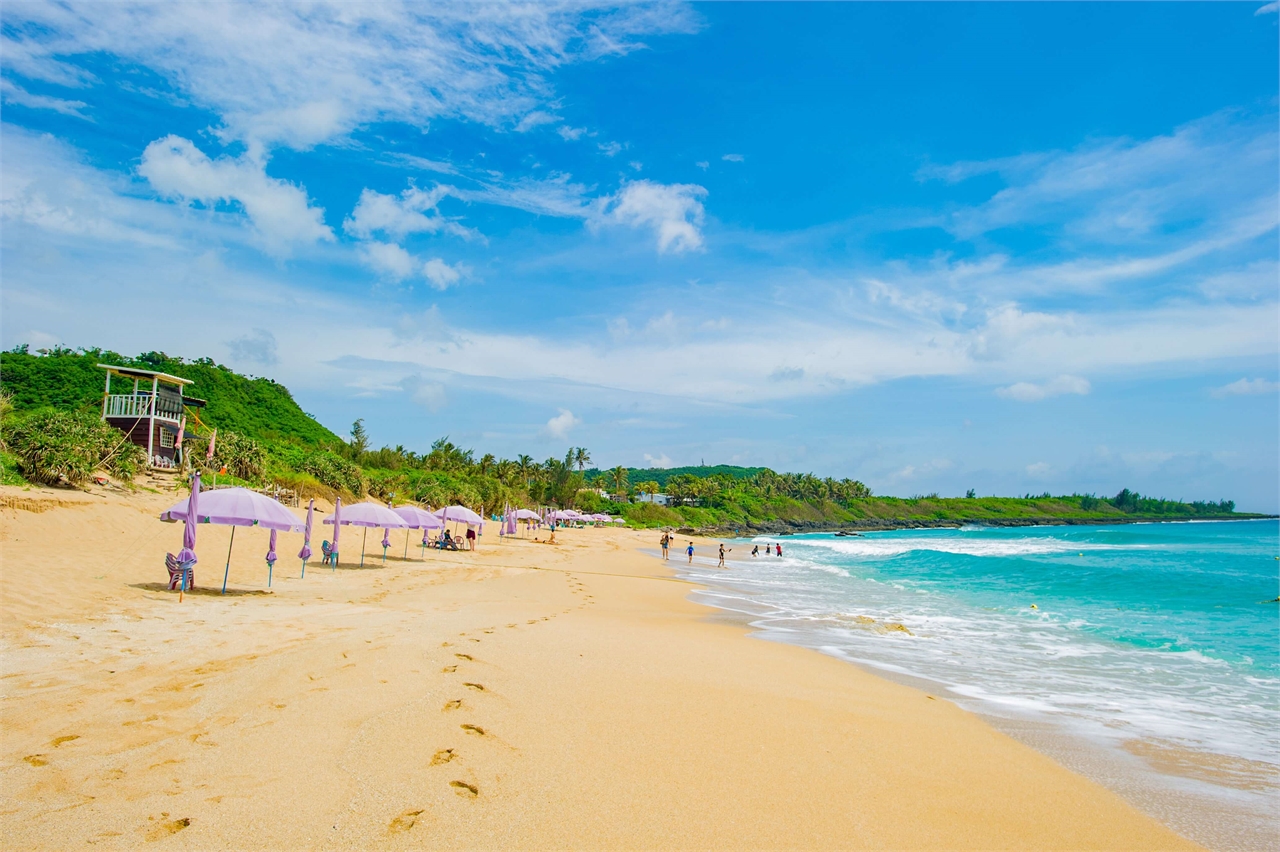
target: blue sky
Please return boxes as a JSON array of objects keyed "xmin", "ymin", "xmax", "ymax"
[{"xmin": 2, "ymin": 2, "xmax": 1277, "ymax": 509}]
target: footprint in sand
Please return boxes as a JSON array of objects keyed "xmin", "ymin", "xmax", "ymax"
[
  {"xmin": 23, "ymin": 754, "xmax": 48, "ymax": 766},
  {"xmin": 387, "ymin": 809, "xmax": 424, "ymax": 833},
  {"xmin": 463, "ymin": 682, "xmax": 486, "ymax": 692},
  {"xmin": 460, "ymin": 724, "xmax": 486, "ymax": 736},
  {"xmin": 450, "ymin": 780, "xmax": 478, "ymax": 798},
  {"xmin": 454, "ymin": 653, "xmax": 473, "ymax": 661},
  {"xmin": 441, "ymin": 665, "xmax": 457, "ymax": 673},
  {"xmin": 51, "ymin": 735, "xmax": 80, "ymax": 747},
  {"xmin": 442, "ymin": 700, "xmax": 465, "ymax": 712},
  {"xmin": 143, "ymin": 815, "xmax": 190, "ymax": 842},
  {"xmin": 430, "ymin": 748, "xmax": 456, "ymax": 765}
]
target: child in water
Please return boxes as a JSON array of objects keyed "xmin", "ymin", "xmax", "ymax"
[{"xmin": 686, "ymin": 541, "xmax": 695, "ymax": 564}]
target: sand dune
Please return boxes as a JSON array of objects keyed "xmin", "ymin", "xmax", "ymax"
[{"xmin": 0, "ymin": 485, "xmax": 1199, "ymax": 849}]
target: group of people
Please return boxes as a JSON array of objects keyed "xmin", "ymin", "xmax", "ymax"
[{"xmin": 658, "ymin": 532, "xmax": 782, "ymax": 567}]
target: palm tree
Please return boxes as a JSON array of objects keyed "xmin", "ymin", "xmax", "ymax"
[
  {"xmin": 573, "ymin": 447, "xmax": 592, "ymax": 472},
  {"xmin": 609, "ymin": 465, "xmax": 629, "ymax": 501},
  {"xmin": 516, "ymin": 454, "xmax": 534, "ymax": 485}
]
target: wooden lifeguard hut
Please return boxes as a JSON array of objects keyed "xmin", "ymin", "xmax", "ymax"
[{"xmin": 97, "ymin": 364, "xmax": 206, "ymax": 469}]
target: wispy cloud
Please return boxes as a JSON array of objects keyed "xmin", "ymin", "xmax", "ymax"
[
  {"xmin": 598, "ymin": 180, "xmax": 707, "ymax": 253},
  {"xmin": 1211, "ymin": 377, "xmax": 1279, "ymax": 398},
  {"xmin": 0, "ymin": 78, "xmax": 90, "ymax": 118},
  {"xmin": 721, "ymin": 153, "xmax": 744, "ymax": 162},
  {"xmin": 1, "ymin": 2, "xmax": 699, "ymax": 150},
  {"xmin": 995, "ymin": 375, "xmax": 1091, "ymax": 402}
]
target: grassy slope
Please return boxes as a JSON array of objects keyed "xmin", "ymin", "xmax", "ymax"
[{"xmin": 1, "ymin": 348, "xmax": 340, "ymax": 447}]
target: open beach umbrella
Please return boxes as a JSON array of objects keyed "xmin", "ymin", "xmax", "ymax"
[
  {"xmin": 265, "ymin": 528, "xmax": 278, "ymax": 587},
  {"xmin": 298, "ymin": 499, "xmax": 314, "ymax": 577},
  {"xmin": 161, "ymin": 487, "xmax": 303, "ymax": 594},
  {"xmin": 393, "ymin": 504, "xmax": 444, "ymax": 558},
  {"xmin": 324, "ymin": 501, "xmax": 407, "ymax": 567},
  {"xmin": 436, "ymin": 505, "xmax": 484, "ymax": 526}
]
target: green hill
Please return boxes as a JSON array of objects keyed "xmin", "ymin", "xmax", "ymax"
[{"xmin": 1, "ymin": 345, "xmax": 340, "ymax": 447}]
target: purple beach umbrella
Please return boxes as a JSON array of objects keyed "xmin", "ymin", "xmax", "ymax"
[
  {"xmin": 266, "ymin": 528, "xmax": 278, "ymax": 587},
  {"xmin": 331, "ymin": 498, "xmax": 342, "ymax": 570},
  {"xmin": 298, "ymin": 499, "xmax": 314, "ymax": 577}
]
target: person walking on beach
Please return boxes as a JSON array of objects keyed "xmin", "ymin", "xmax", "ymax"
[
  {"xmin": 718, "ymin": 543, "xmax": 731, "ymax": 567},
  {"xmin": 466, "ymin": 526, "xmax": 477, "ymax": 551},
  {"xmin": 687, "ymin": 541, "xmax": 695, "ymax": 564},
  {"xmin": 660, "ymin": 532, "xmax": 670, "ymax": 560}
]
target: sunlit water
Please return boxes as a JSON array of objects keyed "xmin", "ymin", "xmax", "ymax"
[{"xmin": 671, "ymin": 520, "xmax": 1279, "ymax": 850}]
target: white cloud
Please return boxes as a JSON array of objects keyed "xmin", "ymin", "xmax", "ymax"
[
  {"xmin": 358, "ymin": 241, "xmax": 418, "ymax": 280},
  {"xmin": 344, "ymin": 185, "xmax": 474, "ymax": 241},
  {"xmin": 1256, "ymin": 2, "xmax": 1278, "ymax": 14},
  {"xmin": 721, "ymin": 153, "xmax": 744, "ymax": 163},
  {"xmin": 598, "ymin": 141, "xmax": 623, "ymax": 157},
  {"xmin": 423, "ymin": 257, "xmax": 466, "ymax": 290},
  {"xmin": 642, "ymin": 453, "xmax": 673, "ymax": 468},
  {"xmin": 694, "ymin": 161, "xmax": 709, "ymax": 170},
  {"xmin": 139, "ymin": 135, "xmax": 332, "ymax": 251},
  {"xmin": 0, "ymin": 78, "xmax": 89, "ymax": 118},
  {"xmin": 226, "ymin": 328, "xmax": 278, "ymax": 365},
  {"xmin": 1025, "ymin": 462, "xmax": 1052, "ymax": 478},
  {"xmin": 544, "ymin": 408, "xmax": 580, "ymax": 440},
  {"xmin": 1211, "ymin": 378, "xmax": 1279, "ymax": 398},
  {"xmin": 629, "ymin": 161, "xmax": 643, "ymax": 171},
  {"xmin": 557, "ymin": 125, "xmax": 586, "ymax": 141},
  {"xmin": 515, "ymin": 111, "xmax": 559, "ymax": 133},
  {"xmin": 996, "ymin": 375, "xmax": 1091, "ymax": 402},
  {"xmin": 2, "ymin": 2, "xmax": 698, "ymax": 150},
  {"xmin": 598, "ymin": 180, "xmax": 707, "ymax": 253},
  {"xmin": 401, "ymin": 374, "xmax": 447, "ymax": 412}
]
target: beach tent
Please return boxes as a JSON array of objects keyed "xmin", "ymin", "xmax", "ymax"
[
  {"xmin": 161, "ymin": 486, "xmax": 304, "ymax": 594},
  {"xmin": 393, "ymin": 504, "xmax": 444, "ymax": 558},
  {"xmin": 323, "ymin": 502, "xmax": 407, "ymax": 567}
]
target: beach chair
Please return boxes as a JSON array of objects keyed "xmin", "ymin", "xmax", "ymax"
[
  {"xmin": 321, "ymin": 540, "xmax": 335, "ymax": 566},
  {"xmin": 165, "ymin": 553, "xmax": 195, "ymax": 591}
]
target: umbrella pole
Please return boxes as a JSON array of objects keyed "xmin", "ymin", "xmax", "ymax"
[
  {"xmin": 301, "ymin": 559, "xmax": 307, "ymax": 579},
  {"xmin": 360, "ymin": 527, "xmax": 367, "ymax": 568},
  {"xmin": 404, "ymin": 531, "xmax": 410, "ymax": 561},
  {"xmin": 268, "ymin": 560, "xmax": 273, "ymax": 588},
  {"xmin": 221, "ymin": 527, "xmax": 236, "ymax": 595}
]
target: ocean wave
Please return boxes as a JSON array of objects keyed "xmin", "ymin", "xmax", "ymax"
[{"xmin": 792, "ymin": 536, "xmax": 1133, "ymax": 559}]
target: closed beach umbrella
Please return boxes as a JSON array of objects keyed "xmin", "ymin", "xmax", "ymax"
[
  {"xmin": 331, "ymin": 497, "xmax": 342, "ymax": 569},
  {"xmin": 265, "ymin": 528, "xmax": 278, "ymax": 587},
  {"xmin": 173, "ymin": 471, "xmax": 201, "ymax": 599},
  {"xmin": 161, "ymin": 487, "xmax": 303, "ymax": 594},
  {"xmin": 298, "ymin": 499, "xmax": 314, "ymax": 577},
  {"xmin": 381, "ymin": 527, "xmax": 391, "ymax": 562}
]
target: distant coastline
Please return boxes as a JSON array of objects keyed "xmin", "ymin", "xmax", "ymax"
[{"xmin": 707, "ymin": 513, "xmax": 1277, "ymax": 536}]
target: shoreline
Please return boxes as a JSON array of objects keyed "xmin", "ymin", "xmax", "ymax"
[
  {"xmin": 1, "ymin": 485, "xmax": 1204, "ymax": 849},
  {"xmin": 699, "ymin": 514, "xmax": 1276, "ymax": 536}
]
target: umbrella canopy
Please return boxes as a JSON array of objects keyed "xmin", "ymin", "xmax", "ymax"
[
  {"xmin": 162, "ymin": 487, "xmax": 304, "ymax": 532},
  {"xmin": 513, "ymin": 508, "xmax": 541, "ymax": 520},
  {"xmin": 611, "ymin": 517, "xmax": 627, "ymax": 523},
  {"xmin": 436, "ymin": 505, "xmax": 484, "ymax": 526},
  {"xmin": 298, "ymin": 499, "xmax": 314, "ymax": 561},
  {"xmin": 393, "ymin": 505, "xmax": 444, "ymax": 529},
  {"xmin": 323, "ymin": 501, "xmax": 407, "ymax": 528}
]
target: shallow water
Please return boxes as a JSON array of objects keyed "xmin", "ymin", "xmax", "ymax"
[{"xmin": 676, "ymin": 521, "xmax": 1280, "ymax": 850}]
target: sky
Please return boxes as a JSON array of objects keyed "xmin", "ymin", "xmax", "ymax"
[{"xmin": 2, "ymin": 1, "xmax": 1278, "ymax": 510}]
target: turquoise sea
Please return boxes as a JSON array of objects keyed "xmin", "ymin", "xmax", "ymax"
[{"xmin": 676, "ymin": 520, "xmax": 1279, "ymax": 850}]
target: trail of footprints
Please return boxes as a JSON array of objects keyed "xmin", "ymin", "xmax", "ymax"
[{"xmin": 386, "ymin": 576, "xmax": 594, "ymax": 831}]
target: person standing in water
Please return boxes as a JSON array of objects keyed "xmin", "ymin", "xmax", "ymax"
[
  {"xmin": 751, "ymin": 544, "xmax": 759, "ymax": 557},
  {"xmin": 775, "ymin": 542, "xmax": 782, "ymax": 557},
  {"xmin": 686, "ymin": 541, "xmax": 695, "ymax": 564},
  {"xmin": 660, "ymin": 532, "xmax": 670, "ymax": 560},
  {"xmin": 718, "ymin": 543, "xmax": 731, "ymax": 567}
]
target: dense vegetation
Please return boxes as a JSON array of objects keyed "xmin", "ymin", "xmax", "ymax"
[{"xmin": 0, "ymin": 345, "xmax": 1262, "ymax": 530}]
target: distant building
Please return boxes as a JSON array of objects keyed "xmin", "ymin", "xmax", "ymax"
[
  {"xmin": 636, "ymin": 493, "xmax": 672, "ymax": 506},
  {"xmin": 98, "ymin": 364, "xmax": 205, "ymax": 469}
]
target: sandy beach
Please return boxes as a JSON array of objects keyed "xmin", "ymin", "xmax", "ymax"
[{"xmin": 0, "ymin": 485, "xmax": 1201, "ymax": 850}]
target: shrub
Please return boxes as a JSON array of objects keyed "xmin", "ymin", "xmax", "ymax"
[
  {"xmin": 6, "ymin": 409, "xmax": 146, "ymax": 486},
  {"xmin": 208, "ymin": 430, "xmax": 266, "ymax": 481}
]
